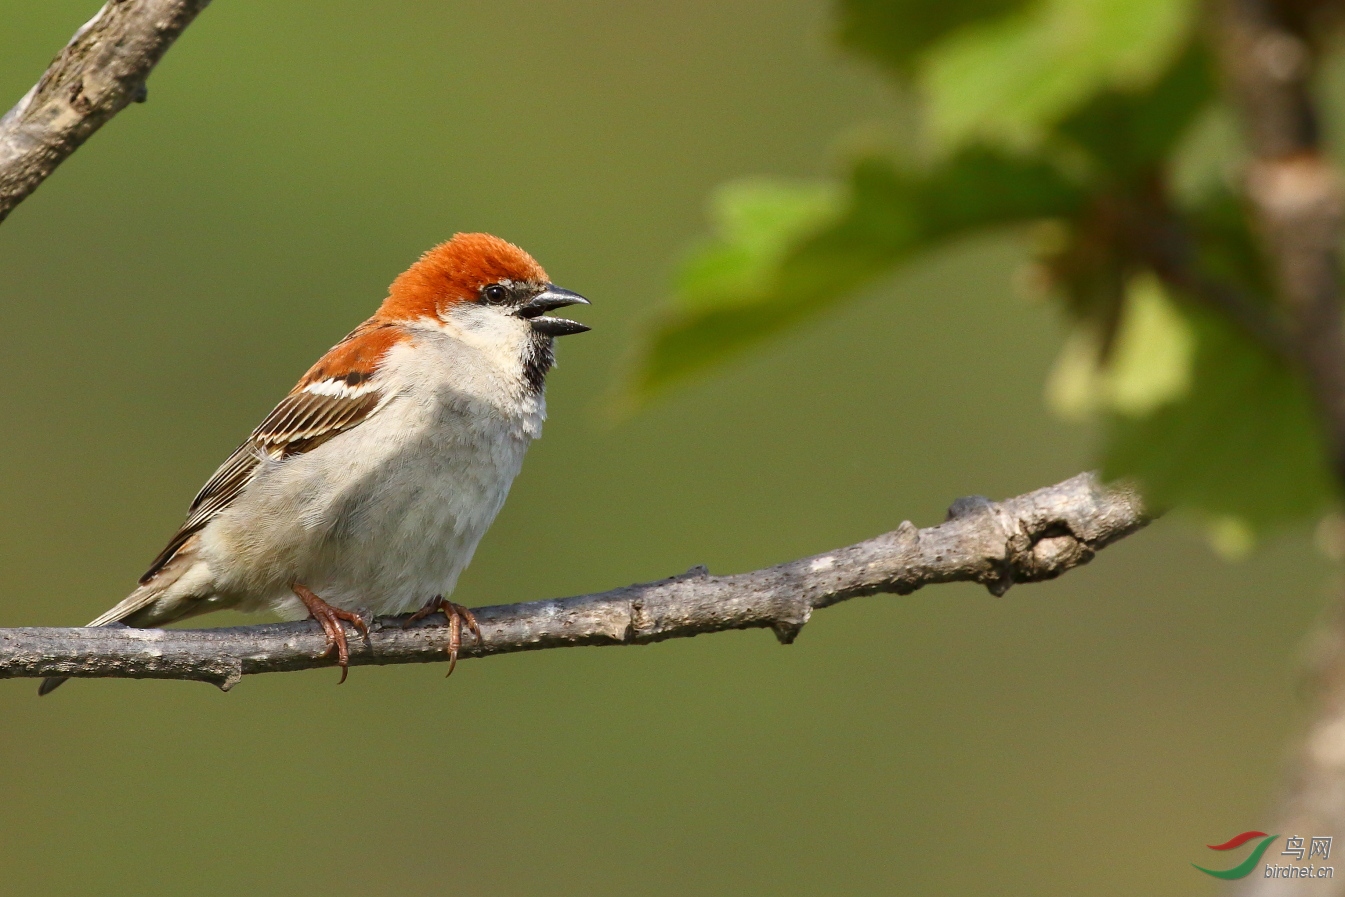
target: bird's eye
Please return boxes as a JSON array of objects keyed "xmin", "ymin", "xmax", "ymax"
[{"xmin": 483, "ymin": 284, "xmax": 508, "ymax": 304}]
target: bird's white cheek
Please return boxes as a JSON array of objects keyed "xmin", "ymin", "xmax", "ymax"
[{"xmin": 437, "ymin": 304, "xmax": 531, "ymax": 375}]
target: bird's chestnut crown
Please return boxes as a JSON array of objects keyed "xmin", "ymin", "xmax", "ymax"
[
  {"xmin": 379, "ymin": 232, "xmax": 590, "ymax": 339},
  {"xmin": 381, "ymin": 233, "xmax": 545, "ymax": 318}
]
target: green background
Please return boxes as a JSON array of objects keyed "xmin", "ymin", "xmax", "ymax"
[{"xmin": 0, "ymin": 2, "xmax": 1326, "ymax": 894}]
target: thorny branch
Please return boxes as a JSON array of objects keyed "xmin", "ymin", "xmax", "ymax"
[
  {"xmin": 0, "ymin": 473, "xmax": 1146, "ymax": 691},
  {"xmin": 0, "ymin": 0, "xmax": 210, "ymax": 224}
]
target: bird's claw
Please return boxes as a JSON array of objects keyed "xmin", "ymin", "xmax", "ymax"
[
  {"xmin": 292, "ymin": 583, "xmax": 370, "ymax": 684},
  {"xmin": 404, "ymin": 596, "xmax": 481, "ymax": 676}
]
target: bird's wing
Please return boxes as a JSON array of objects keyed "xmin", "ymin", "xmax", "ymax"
[{"xmin": 139, "ymin": 321, "xmax": 409, "ymax": 583}]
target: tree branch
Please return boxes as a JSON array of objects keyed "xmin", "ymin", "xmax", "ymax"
[
  {"xmin": 0, "ymin": 473, "xmax": 1146, "ymax": 691},
  {"xmin": 0, "ymin": 0, "xmax": 210, "ymax": 224},
  {"xmin": 1215, "ymin": 0, "xmax": 1345, "ymax": 484},
  {"xmin": 1213, "ymin": 3, "xmax": 1345, "ymax": 894}
]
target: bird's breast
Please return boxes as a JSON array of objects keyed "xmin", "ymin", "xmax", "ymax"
[{"xmin": 205, "ymin": 337, "xmax": 546, "ymax": 614}]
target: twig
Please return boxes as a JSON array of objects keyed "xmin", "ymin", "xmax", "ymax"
[
  {"xmin": 0, "ymin": 0, "xmax": 211, "ymax": 223},
  {"xmin": 0, "ymin": 473, "xmax": 1146, "ymax": 691}
]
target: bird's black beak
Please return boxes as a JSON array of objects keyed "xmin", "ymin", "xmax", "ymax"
[{"xmin": 517, "ymin": 285, "xmax": 591, "ymax": 336}]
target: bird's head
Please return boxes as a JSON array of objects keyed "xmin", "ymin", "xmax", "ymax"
[{"xmin": 378, "ymin": 233, "xmax": 590, "ymax": 388}]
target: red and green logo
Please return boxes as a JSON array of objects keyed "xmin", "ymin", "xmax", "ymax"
[{"xmin": 1194, "ymin": 832, "xmax": 1279, "ymax": 879}]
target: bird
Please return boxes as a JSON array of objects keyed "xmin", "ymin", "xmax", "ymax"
[{"xmin": 39, "ymin": 233, "xmax": 590, "ymax": 694}]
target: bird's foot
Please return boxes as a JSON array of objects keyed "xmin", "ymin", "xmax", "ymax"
[
  {"xmin": 292, "ymin": 583, "xmax": 370, "ymax": 684},
  {"xmin": 404, "ymin": 596, "xmax": 482, "ymax": 677}
]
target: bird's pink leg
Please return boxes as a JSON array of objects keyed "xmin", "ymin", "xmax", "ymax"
[
  {"xmin": 404, "ymin": 597, "xmax": 482, "ymax": 676},
  {"xmin": 292, "ymin": 582, "xmax": 370, "ymax": 684}
]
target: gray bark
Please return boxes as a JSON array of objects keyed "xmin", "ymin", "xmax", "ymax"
[
  {"xmin": 2, "ymin": 472, "xmax": 1146, "ymax": 691},
  {"xmin": 0, "ymin": 0, "xmax": 211, "ymax": 223}
]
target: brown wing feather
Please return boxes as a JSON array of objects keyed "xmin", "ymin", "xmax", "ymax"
[{"xmin": 139, "ymin": 322, "xmax": 405, "ymax": 583}]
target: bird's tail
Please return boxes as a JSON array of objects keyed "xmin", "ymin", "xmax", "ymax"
[{"xmin": 38, "ymin": 580, "xmax": 178, "ymax": 696}]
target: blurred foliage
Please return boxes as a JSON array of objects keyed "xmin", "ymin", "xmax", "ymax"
[
  {"xmin": 639, "ymin": 150, "xmax": 1084, "ymax": 388},
  {"xmin": 3, "ymin": 4, "xmax": 1338, "ymax": 896},
  {"xmin": 920, "ymin": 0, "xmax": 1195, "ymax": 151},
  {"xmin": 837, "ymin": 0, "xmax": 1027, "ymax": 75},
  {"xmin": 634, "ymin": 0, "xmax": 1337, "ymax": 538}
]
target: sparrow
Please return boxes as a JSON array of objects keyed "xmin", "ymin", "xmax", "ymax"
[{"xmin": 40, "ymin": 233, "xmax": 590, "ymax": 694}]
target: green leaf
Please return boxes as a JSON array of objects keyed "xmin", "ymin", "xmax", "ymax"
[
  {"xmin": 632, "ymin": 148, "xmax": 1086, "ymax": 396},
  {"xmin": 1099, "ymin": 301, "xmax": 1333, "ymax": 530},
  {"xmin": 1167, "ymin": 101, "xmax": 1244, "ymax": 206},
  {"xmin": 837, "ymin": 0, "xmax": 1028, "ymax": 75},
  {"xmin": 676, "ymin": 180, "xmax": 844, "ymax": 312},
  {"xmin": 920, "ymin": 0, "xmax": 1197, "ymax": 151},
  {"xmin": 1185, "ymin": 189, "xmax": 1274, "ymax": 299},
  {"xmin": 1057, "ymin": 46, "xmax": 1214, "ymax": 180},
  {"xmin": 1046, "ymin": 245, "xmax": 1325, "ymax": 533},
  {"xmin": 1047, "ymin": 273, "xmax": 1196, "ymax": 419}
]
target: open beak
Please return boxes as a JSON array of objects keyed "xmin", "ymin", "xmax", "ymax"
[{"xmin": 517, "ymin": 285, "xmax": 591, "ymax": 336}]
